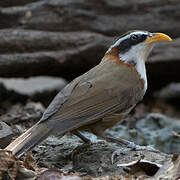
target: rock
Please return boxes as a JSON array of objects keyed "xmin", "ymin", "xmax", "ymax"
[
  {"xmin": 0, "ymin": 30, "xmax": 111, "ymax": 80},
  {"xmin": 30, "ymin": 134, "xmax": 171, "ymax": 178},
  {"xmin": 153, "ymin": 154, "xmax": 180, "ymax": 180},
  {"xmin": 0, "ymin": 121, "xmax": 13, "ymax": 148},
  {"xmin": 0, "ymin": 83, "xmax": 11, "ymax": 102},
  {"xmin": 32, "ymin": 135, "xmax": 83, "ymax": 169},
  {"xmin": 0, "ymin": 0, "xmax": 179, "ymax": 91},
  {"xmin": 0, "ymin": 0, "xmax": 34, "ymax": 7},
  {"xmin": 37, "ymin": 170, "xmax": 82, "ymax": 180},
  {"xmin": 0, "ymin": 0, "xmax": 180, "ymax": 36},
  {"xmin": 146, "ymin": 38, "xmax": 180, "ymax": 92},
  {"xmin": 0, "ymin": 102, "xmax": 45, "ymax": 126},
  {"xmin": 136, "ymin": 113, "xmax": 180, "ymax": 153},
  {"xmin": 0, "ymin": 76, "xmax": 68, "ymax": 105},
  {"xmin": 154, "ymin": 83, "xmax": 180, "ymax": 101},
  {"xmin": 0, "ymin": 77, "xmax": 67, "ymax": 96},
  {"xmin": 72, "ymin": 143, "xmax": 171, "ymax": 178},
  {"xmin": 107, "ymin": 113, "xmax": 180, "ymax": 154}
]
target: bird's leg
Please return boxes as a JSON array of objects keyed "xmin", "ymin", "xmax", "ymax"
[
  {"xmin": 104, "ymin": 134, "xmax": 158, "ymax": 150},
  {"xmin": 71, "ymin": 130, "xmax": 108, "ymax": 159},
  {"xmin": 103, "ymin": 134, "xmax": 138, "ymax": 147},
  {"xmin": 73, "ymin": 130, "xmax": 91, "ymax": 143},
  {"xmin": 71, "ymin": 131, "xmax": 92, "ymax": 160},
  {"xmin": 74, "ymin": 130, "xmax": 106, "ymax": 144},
  {"xmin": 99, "ymin": 134, "xmax": 159, "ymax": 163}
]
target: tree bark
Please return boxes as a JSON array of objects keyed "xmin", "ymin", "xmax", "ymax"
[{"xmin": 0, "ymin": 0, "xmax": 179, "ymax": 90}]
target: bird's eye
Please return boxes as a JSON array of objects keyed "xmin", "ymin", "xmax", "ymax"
[{"xmin": 131, "ymin": 34, "xmax": 138, "ymax": 41}]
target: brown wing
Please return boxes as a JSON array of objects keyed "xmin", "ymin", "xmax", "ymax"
[
  {"xmin": 40, "ymin": 75, "xmax": 84, "ymax": 122},
  {"xmin": 40, "ymin": 60, "xmax": 144, "ymax": 135}
]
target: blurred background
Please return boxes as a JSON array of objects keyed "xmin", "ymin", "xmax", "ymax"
[{"xmin": 0, "ymin": 0, "xmax": 180, "ymax": 156}]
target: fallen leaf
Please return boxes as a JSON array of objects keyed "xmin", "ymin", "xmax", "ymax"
[
  {"xmin": 150, "ymin": 154, "xmax": 180, "ymax": 180},
  {"xmin": 172, "ymin": 131, "xmax": 180, "ymax": 137},
  {"xmin": 0, "ymin": 150, "xmax": 20, "ymax": 180},
  {"xmin": 37, "ymin": 169, "xmax": 82, "ymax": 180},
  {"xmin": 117, "ymin": 158, "xmax": 161, "ymax": 177},
  {"xmin": 24, "ymin": 152, "xmax": 37, "ymax": 171}
]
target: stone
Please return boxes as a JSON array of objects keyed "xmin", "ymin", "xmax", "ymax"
[
  {"xmin": 0, "ymin": 0, "xmax": 179, "ymax": 92},
  {"xmin": 0, "ymin": 76, "xmax": 68, "ymax": 105},
  {"xmin": 0, "ymin": 121, "xmax": 13, "ymax": 148},
  {"xmin": 154, "ymin": 83, "xmax": 180, "ymax": 100},
  {"xmin": 107, "ymin": 113, "xmax": 180, "ymax": 154},
  {"xmin": 0, "ymin": 102, "xmax": 45, "ymax": 125},
  {"xmin": 146, "ymin": 39, "xmax": 180, "ymax": 92}
]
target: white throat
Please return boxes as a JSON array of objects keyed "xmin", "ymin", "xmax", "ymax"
[
  {"xmin": 135, "ymin": 58, "xmax": 147, "ymax": 92},
  {"xmin": 120, "ymin": 43, "xmax": 153, "ymax": 92}
]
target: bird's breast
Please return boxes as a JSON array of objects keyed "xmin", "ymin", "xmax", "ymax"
[
  {"xmin": 98, "ymin": 60, "xmax": 145, "ymax": 110},
  {"xmin": 102, "ymin": 53, "xmax": 146, "ymax": 93}
]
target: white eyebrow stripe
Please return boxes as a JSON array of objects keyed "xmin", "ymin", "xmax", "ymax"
[
  {"xmin": 106, "ymin": 31, "xmax": 149, "ymax": 54},
  {"xmin": 130, "ymin": 31, "xmax": 148, "ymax": 36}
]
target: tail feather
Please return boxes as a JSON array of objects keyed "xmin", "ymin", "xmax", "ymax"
[{"xmin": 5, "ymin": 123, "xmax": 52, "ymax": 157}]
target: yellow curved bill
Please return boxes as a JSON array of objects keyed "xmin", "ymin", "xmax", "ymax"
[{"xmin": 146, "ymin": 33, "xmax": 172, "ymax": 44}]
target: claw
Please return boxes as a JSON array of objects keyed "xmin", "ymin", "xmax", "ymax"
[
  {"xmin": 128, "ymin": 144, "xmax": 159, "ymax": 152},
  {"xmin": 111, "ymin": 148, "xmax": 127, "ymax": 164},
  {"xmin": 71, "ymin": 142, "xmax": 91, "ymax": 160},
  {"xmin": 111, "ymin": 144, "xmax": 159, "ymax": 164}
]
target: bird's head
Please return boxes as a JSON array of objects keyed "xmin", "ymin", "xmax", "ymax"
[{"xmin": 105, "ymin": 30, "xmax": 172, "ymax": 64}]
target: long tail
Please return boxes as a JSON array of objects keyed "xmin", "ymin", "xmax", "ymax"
[{"xmin": 5, "ymin": 122, "xmax": 52, "ymax": 157}]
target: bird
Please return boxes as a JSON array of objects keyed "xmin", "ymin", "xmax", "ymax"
[{"xmin": 5, "ymin": 30, "xmax": 172, "ymax": 158}]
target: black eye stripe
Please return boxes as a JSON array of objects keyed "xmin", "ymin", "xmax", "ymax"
[
  {"xmin": 118, "ymin": 34, "xmax": 147, "ymax": 54},
  {"xmin": 130, "ymin": 34, "xmax": 147, "ymax": 44}
]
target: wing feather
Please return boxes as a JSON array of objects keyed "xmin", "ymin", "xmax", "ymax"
[{"xmin": 40, "ymin": 61, "xmax": 144, "ymax": 134}]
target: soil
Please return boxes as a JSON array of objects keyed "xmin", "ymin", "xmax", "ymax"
[{"xmin": 0, "ymin": 86, "xmax": 178, "ymax": 178}]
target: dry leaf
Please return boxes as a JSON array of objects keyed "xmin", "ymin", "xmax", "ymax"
[
  {"xmin": 24, "ymin": 152, "xmax": 37, "ymax": 171},
  {"xmin": 172, "ymin": 131, "xmax": 180, "ymax": 137},
  {"xmin": 117, "ymin": 158, "xmax": 161, "ymax": 177},
  {"xmin": 37, "ymin": 169, "xmax": 82, "ymax": 180},
  {"xmin": 149, "ymin": 154, "xmax": 180, "ymax": 180},
  {"xmin": 0, "ymin": 150, "xmax": 20, "ymax": 180}
]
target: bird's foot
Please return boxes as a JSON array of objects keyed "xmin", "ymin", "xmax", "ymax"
[
  {"xmin": 71, "ymin": 142, "xmax": 91, "ymax": 160},
  {"xmin": 71, "ymin": 131, "xmax": 107, "ymax": 160},
  {"xmin": 127, "ymin": 142, "xmax": 158, "ymax": 152},
  {"xmin": 74, "ymin": 130, "xmax": 106, "ymax": 144},
  {"xmin": 111, "ymin": 143, "xmax": 159, "ymax": 164}
]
